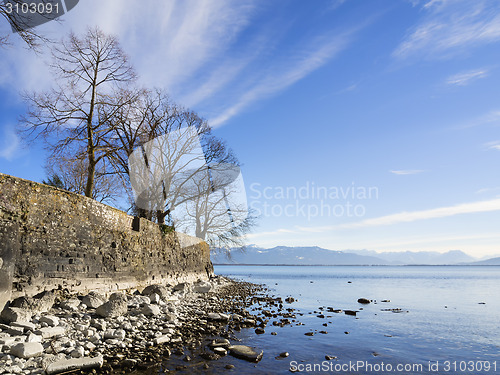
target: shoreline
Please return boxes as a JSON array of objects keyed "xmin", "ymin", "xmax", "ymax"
[{"xmin": 0, "ymin": 276, "xmax": 298, "ymax": 374}]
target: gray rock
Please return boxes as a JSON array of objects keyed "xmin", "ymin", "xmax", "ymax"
[
  {"xmin": 59, "ymin": 298, "xmax": 80, "ymax": 311},
  {"xmin": 173, "ymin": 283, "xmax": 188, "ymax": 292},
  {"xmin": 103, "ymin": 329, "xmax": 126, "ymax": 340},
  {"xmin": 142, "ymin": 285, "xmax": 169, "ymax": 300},
  {"xmin": 0, "ymin": 333, "xmax": 23, "ymax": 345},
  {"xmin": 39, "ymin": 315, "xmax": 59, "ymax": 327},
  {"xmin": 10, "ymin": 291, "xmax": 56, "ymax": 313},
  {"xmin": 0, "ymin": 324, "xmax": 24, "ymax": 336},
  {"xmin": 70, "ymin": 347, "xmax": 85, "ymax": 358},
  {"xmin": 0, "ymin": 307, "xmax": 32, "ymax": 323},
  {"xmin": 128, "ymin": 295, "xmax": 150, "ymax": 307},
  {"xmin": 45, "ymin": 355, "xmax": 104, "ymax": 374},
  {"xmin": 25, "ymin": 333, "xmax": 42, "ymax": 343},
  {"xmin": 36, "ymin": 326, "xmax": 66, "ymax": 339},
  {"xmin": 193, "ymin": 281, "xmax": 211, "ymax": 293},
  {"xmin": 10, "ymin": 321, "xmax": 36, "ymax": 332},
  {"xmin": 141, "ymin": 304, "xmax": 161, "ymax": 316},
  {"xmin": 209, "ymin": 338, "xmax": 230, "ymax": 348},
  {"xmin": 95, "ymin": 299, "xmax": 127, "ymax": 318},
  {"xmin": 81, "ymin": 292, "xmax": 106, "ymax": 309},
  {"xmin": 149, "ymin": 293, "xmax": 160, "ymax": 304},
  {"xmin": 229, "ymin": 345, "xmax": 263, "ymax": 362},
  {"xmin": 109, "ymin": 293, "xmax": 127, "ymax": 302},
  {"xmin": 90, "ymin": 319, "xmax": 106, "ymax": 331},
  {"xmin": 213, "ymin": 347, "xmax": 227, "ymax": 356},
  {"xmin": 153, "ymin": 335, "xmax": 170, "ymax": 345},
  {"xmin": 10, "ymin": 342, "xmax": 43, "ymax": 359},
  {"xmin": 207, "ymin": 312, "xmax": 229, "ymax": 321}
]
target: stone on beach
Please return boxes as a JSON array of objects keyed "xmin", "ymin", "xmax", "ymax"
[
  {"xmin": 229, "ymin": 345, "xmax": 263, "ymax": 362},
  {"xmin": 104, "ymin": 329, "xmax": 126, "ymax": 340},
  {"xmin": 173, "ymin": 283, "xmax": 188, "ymax": 292},
  {"xmin": 0, "ymin": 307, "xmax": 32, "ymax": 323},
  {"xmin": 141, "ymin": 304, "xmax": 161, "ymax": 316},
  {"xmin": 153, "ymin": 335, "xmax": 170, "ymax": 345},
  {"xmin": 59, "ymin": 298, "xmax": 81, "ymax": 310},
  {"xmin": 142, "ymin": 284, "xmax": 170, "ymax": 300},
  {"xmin": 95, "ymin": 298, "xmax": 128, "ymax": 318},
  {"xmin": 45, "ymin": 355, "xmax": 104, "ymax": 374},
  {"xmin": 39, "ymin": 315, "xmax": 59, "ymax": 327},
  {"xmin": 193, "ymin": 281, "xmax": 212, "ymax": 293},
  {"xmin": 36, "ymin": 326, "xmax": 66, "ymax": 339},
  {"xmin": 10, "ymin": 291, "xmax": 56, "ymax": 313},
  {"xmin": 10, "ymin": 321, "xmax": 36, "ymax": 332},
  {"xmin": 207, "ymin": 312, "xmax": 229, "ymax": 321},
  {"xmin": 209, "ymin": 338, "xmax": 231, "ymax": 348},
  {"xmin": 10, "ymin": 342, "xmax": 44, "ymax": 358},
  {"xmin": 82, "ymin": 292, "xmax": 106, "ymax": 309}
]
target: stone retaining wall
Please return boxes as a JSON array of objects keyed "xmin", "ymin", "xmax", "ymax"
[{"xmin": 0, "ymin": 173, "xmax": 214, "ymax": 310}]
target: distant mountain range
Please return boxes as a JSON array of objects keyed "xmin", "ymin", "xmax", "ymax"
[{"xmin": 212, "ymin": 245, "xmax": 500, "ymax": 266}]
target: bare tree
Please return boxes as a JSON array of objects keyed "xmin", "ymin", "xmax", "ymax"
[
  {"xmin": 44, "ymin": 149, "xmax": 123, "ymax": 204},
  {"xmin": 20, "ymin": 27, "xmax": 136, "ymax": 198},
  {"xmin": 0, "ymin": 0, "xmax": 55, "ymax": 49},
  {"xmin": 174, "ymin": 164, "xmax": 256, "ymax": 251}
]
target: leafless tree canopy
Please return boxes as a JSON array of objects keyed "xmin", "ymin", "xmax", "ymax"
[
  {"xmin": 18, "ymin": 27, "xmax": 255, "ymax": 250},
  {"xmin": 20, "ymin": 27, "xmax": 137, "ymax": 198},
  {"xmin": 44, "ymin": 150, "xmax": 122, "ymax": 204},
  {"xmin": 0, "ymin": 0, "xmax": 54, "ymax": 49}
]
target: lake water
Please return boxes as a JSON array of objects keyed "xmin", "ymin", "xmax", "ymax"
[{"xmin": 213, "ymin": 265, "xmax": 500, "ymax": 374}]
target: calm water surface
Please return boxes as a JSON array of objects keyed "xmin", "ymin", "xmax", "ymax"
[{"xmin": 212, "ymin": 265, "xmax": 500, "ymax": 374}]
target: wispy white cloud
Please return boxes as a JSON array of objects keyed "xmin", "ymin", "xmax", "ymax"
[
  {"xmin": 446, "ymin": 68, "xmax": 489, "ymax": 86},
  {"xmin": 0, "ymin": 126, "xmax": 20, "ymax": 160},
  {"xmin": 483, "ymin": 140, "xmax": 500, "ymax": 150},
  {"xmin": 454, "ymin": 109, "xmax": 500, "ymax": 129},
  {"xmin": 209, "ymin": 31, "xmax": 355, "ymax": 127},
  {"xmin": 394, "ymin": 0, "xmax": 500, "ymax": 59},
  {"xmin": 390, "ymin": 169, "xmax": 424, "ymax": 175},
  {"xmin": 0, "ymin": 0, "xmax": 363, "ymax": 128},
  {"xmin": 476, "ymin": 186, "xmax": 500, "ymax": 194},
  {"xmin": 244, "ymin": 228, "xmax": 295, "ymax": 239},
  {"xmin": 296, "ymin": 198, "xmax": 500, "ymax": 232},
  {"xmin": 340, "ymin": 198, "xmax": 500, "ymax": 228}
]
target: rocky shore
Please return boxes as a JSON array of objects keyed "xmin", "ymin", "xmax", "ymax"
[{"xmin": 0, "ymin": 276, "xmax": 298, "ymax": 374}]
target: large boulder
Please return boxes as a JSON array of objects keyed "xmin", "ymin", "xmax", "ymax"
[
  {"xmin": 60, "ymin": 298, "xmax": 81, "ymax": 311},
  {"xmin": 82, "ymin": 292, "xmax": 106, "ymax": 309},
  {"xmin": 0, "ymin": 307, "xmax": 32, "ymax": 323},
  {"xmin": 193, "ymin": 281, "xmax": 212, "ymax": 293},
  {"xmin": 142, "ymin": 284, "xmax": 170, "ymax": 300},
  {"xmin": 96, "ymin": 298, "xmax": 127, "ymax": 318},
  {"xmin": 10, "ymin": 342, "xmax": 44, "ymax": 358},
  {"xmin": 10, "ymin": 290, "xmax": 56, "ymax": 313}
]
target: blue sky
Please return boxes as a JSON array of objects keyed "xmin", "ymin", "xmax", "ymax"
[{"xmin": 1, "ymin": 0, "xmax": 500, "ymax": 257}]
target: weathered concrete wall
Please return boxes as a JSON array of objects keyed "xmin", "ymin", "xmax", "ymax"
[{"xmin": 0, "ymin": 173, "xmax": 213, "ymax": 310}]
